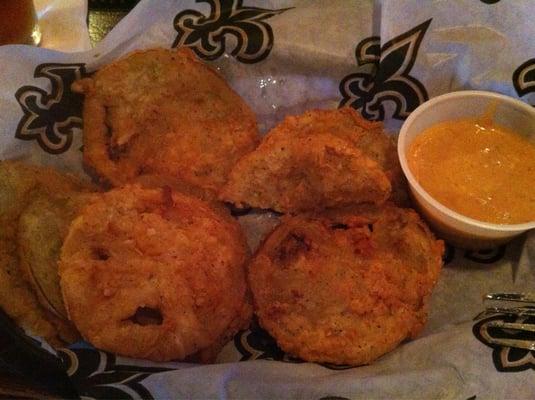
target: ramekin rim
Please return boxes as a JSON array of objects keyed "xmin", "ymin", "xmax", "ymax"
[{"xmin": 397, "ymin": 90, "xmax": 535, "ymax": 232}]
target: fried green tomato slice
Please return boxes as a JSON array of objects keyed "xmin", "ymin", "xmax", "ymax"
[
  {"xmin": 72, "ymin": 47, "xmax": 259, "ymax": 194},
  {"xmin": 249, "ymin": 204, "xmax": 444, "ymax": 366},
  {"xmin": 18, "ymin": 190, "xmax": 94, "ymax": 321},
  {"xmin": 59, "ymin": 185, "xmax": 251, "ymax": 362},
  {"xmin": 220, "ymin": 107, "xmax": 409, "ymax": 212},
  {"xmin": 264, "ymin": 107, "xmax": 408, "ymax": 206},
  {"xmin": 219, "ymin": 132, "xmax": 391, "ymax": 213},
  {"xmin": 0, "ymin": 160, "xmax": 90, "ymax": 345}
]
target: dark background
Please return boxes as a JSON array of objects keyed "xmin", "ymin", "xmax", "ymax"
[
  {"xmin": 0, "ymin": 4, "xmax": 141, "ymax": 399},
  {"xmin": 88, "ymin": 0, "xmax": 141, "ymax": 45}
]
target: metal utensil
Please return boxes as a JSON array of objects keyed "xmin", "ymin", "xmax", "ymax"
[{"xmin": 476, "ymin": 292, "xmax": 535, "ymax": 351}]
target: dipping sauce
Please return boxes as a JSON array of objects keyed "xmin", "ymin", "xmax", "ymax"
[{"xmin": 407, "ymin": 118, "xmax": 535, "ymax": 224}]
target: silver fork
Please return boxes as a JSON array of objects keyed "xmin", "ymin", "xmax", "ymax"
[{"xmin": 476, "ymin": 293, "xmax": 535, "ymax": 351}]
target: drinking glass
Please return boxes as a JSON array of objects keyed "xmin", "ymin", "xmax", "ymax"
[{"xmin": 0, "ymin": 0, "xmax": 41, "ymax": 45}]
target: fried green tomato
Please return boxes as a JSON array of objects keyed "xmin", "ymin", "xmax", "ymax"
[
  {"xmin": 219, "ymin": 132, "xmax": 391, "ymax": 213},
  {"xmin": 220, "ymin": 107, "xmax": 408, "ymax": 212},
  {"xmin": 249, "ymin": 204, "xmax": 444, "ymax": 365},
  {"xmin": 59, "ymin": 185, "xmax": 251, "ymax": 362},
  {"xmin": 72, "ymin": 48, "xmax": 259, "ymax": 194},
  {"xmin": 18, "ymin": 190, "xmax": 94, "ymax": 322},
  {"xmin": 263, "ymin": 107, "xmax": 408, "ymax": 206},
  {"xmin": 0, "ymin": 160, "xmax": 90, "ymax": 345}
]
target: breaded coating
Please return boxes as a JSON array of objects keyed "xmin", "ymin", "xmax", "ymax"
[
  {"xmin": 135, "ymin": 173, "xmax": 218, "ymax": 204},
  {"xmin": 265, "ymin": 108, "xmax": 408, "ymax": 205},
  {"xmin": 18, "ymin": 190, "xmax": 94, "ymax": 324},
  {"xmin": 190, "ymin": 294, "xmax": 253, "ymax": 363},
  {"xmin": 59, "ymin": 185, "xmax": 251, "ymax": 362},
  {"xmin": 73, "ymin": 48, "xmax": 259, "ymax": 194},
  {"xmin": 219, "ymin": 133, "xmax": 391, "ymax": 213},
  {"xmin": 220, "ymin": 107, "xmax": 408, "ymax": 212},
  {"xmin": 249, "ymin": 204, "xmax": 444, "ymax": 365},
  {"xmin": 0, "ymin": 244, "xmax": 59, "ymax": 340},
  {"xmin": 0, "ymin": 160, "xmax": 90, "ymax": 345}
]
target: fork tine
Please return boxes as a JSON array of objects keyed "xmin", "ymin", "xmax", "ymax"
[
  {"xmin": 486, "ymin": 320, "xmax": 535, "ymax": 333},
  {"xmin": 484, "ymin": 307, "xmax": 535, "ymax": 317},
  {"xmin": 484, "ymin": 337, "xmax": 535, "ymax": 351},
  {"xmin": 484, "ymin": 320, "xmax": 535, "ymax": 350},
  {"xmin": 480, "ymin": 293, "xmax": 535, "ymax": 351},
  {"xmin": 485, "ymin": 293, "xmax": 535, "ymax": 304}
]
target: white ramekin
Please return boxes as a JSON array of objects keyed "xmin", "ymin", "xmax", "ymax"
[{"xmin": 398, "ymin": 90, "xmax": 535, "ymax": 250}]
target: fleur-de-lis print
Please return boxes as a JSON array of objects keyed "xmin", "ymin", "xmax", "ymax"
[
  {"xmin": 340, "ymin": 19, "xmax": 432, "ymax": 121},
  {"xmin": 473, "ymin": 313, "xmax": 535, "ymax": 372},
  {"xmin": 355, "ymin": 36, "xmax": 381, "ymax": 67},
  {"xmin": 15, "ymin": 63, "xmax": 87, "ymax": 154},
  {"xmin": 464, "ymin": 246, "xmax": 506, "ymax": 264},
  {"xmin": 58, "ymin": 348, "xmax": 173, "ymax": 400},
  {"xmin": 512, "ymin": 58, "xmax": 535, "ymax": 100},
  {"xmin": 234, "ymin": 321, "xmax": 355, "ymax": 370},
  {"xmin": 173, "ymin": 0, "xmax": 291, "ymax": 63},
  {"xmin": 234, "ymin": 321, "xmax": 302, "ymax": 363}
]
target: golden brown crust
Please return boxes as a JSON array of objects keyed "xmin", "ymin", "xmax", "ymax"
[
  {"xmin": 18, "ymin": 190, "xmax": 94, "ymax": 324},
  {"xmin": 0, "ymin": 160, "xmax": 91, "ymax": 345},
  {"xmin": 134, "ymin": 173, "xmax": 218, "ymax": 204},
  {"xmin": 59, "ymin": 185, "xmax": 250, "ymax": 361},
  {"xmin": 249, "ymin": 204, "xmax": 444, "ymax": 365},
  {"xmin": 220, "ymin": 107, "xmax": 408, "ymax": 212},
  {"xmin": 74, "ymin": 48, "xmax": 259, "ymax": 193},
  {"xmin": 189, "ymin": 293, "xmax": 253, "ymax": 363},
  {"xmin": 219, "ymin": 132, "xmax": 391, "ymax": 213}
]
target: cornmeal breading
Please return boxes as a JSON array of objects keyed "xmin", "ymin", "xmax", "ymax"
[
  {"xmin": 72, "ymin": 48, "xmax": 259, "ymax": 194},
  {"xmin": 219, "ymin": 132, "xmax": 391, "ymax": 213},
  {"xmin": 220, "ymin": 107, "xmax": 408, "ymax": 212},
  {"xmin": 18, "ymin": 190, "xmax": 94, "ymax": 322},
  {"xmin": 249, "ymin": 204, "xmax": 443, "ymax": 365},
  {"xmin": 0, "ymin": 161, "xmax": 90, "ymax": 345},
  {"xmin": 59, "ymin": 185, "xmax": 251, "ymax": 362}
]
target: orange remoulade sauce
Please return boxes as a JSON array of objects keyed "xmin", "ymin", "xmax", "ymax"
[{"xmin": 407, "ymin": 118, "xmax": 535, "ymax": 224}]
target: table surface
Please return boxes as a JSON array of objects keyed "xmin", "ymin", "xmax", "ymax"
[
  {"xmin": 0, "ymin": 4, "xmax": 139, "ymax": 397},
  {"xmin": 88, "ymin": 0, "xmax": 140, "ymax": 45}
]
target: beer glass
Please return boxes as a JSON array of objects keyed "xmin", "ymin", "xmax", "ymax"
[{"xmin": 0, "ymin": 0, "xmax": 41, "ymax": 45}]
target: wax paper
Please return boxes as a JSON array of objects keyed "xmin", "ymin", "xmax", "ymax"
[
  {"xmin": 1, "ymin": 0, "xmax": 534, "ymax": 398},
  {"xmin": 35, "ymin": 0, "xmax": 90, "ymax": 52}
]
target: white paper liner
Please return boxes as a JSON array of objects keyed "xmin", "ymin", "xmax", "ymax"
[{"xmin": 1, "ymin": 1, "xmax": 534, "ymax": 398}]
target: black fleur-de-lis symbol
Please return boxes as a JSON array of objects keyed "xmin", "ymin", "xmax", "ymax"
[
  {"xmin": 173, "ymin": 0, "xmax": 291, "ymax": 63},
  {"xmin": 464, "ymin": 245, "xmax": 506, "ymax": 264},
  {"xmin": 340, "ymin": 19, "xmax": 431, "ymax": 121},
  {"xmin": 355, "ymin": 36, "xmax": 381, "ymax": 66},
  {"xmin": 234, "ymin": 320, "xmax": 301, "ymax": 363},
  {"xmin": 15, "ymin": 63, "xmax": 88, "ymax": 154},
  {"xmin": 58, "ymin": 348, "xmax": 173, "ymax": 400},
  {"xmin": 473, "ymin": 313, "xmax": 535, "ymax": 372},
  {"xmin": 512, "ymin": 58, "xmax": 535, "ymax": 101}
]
